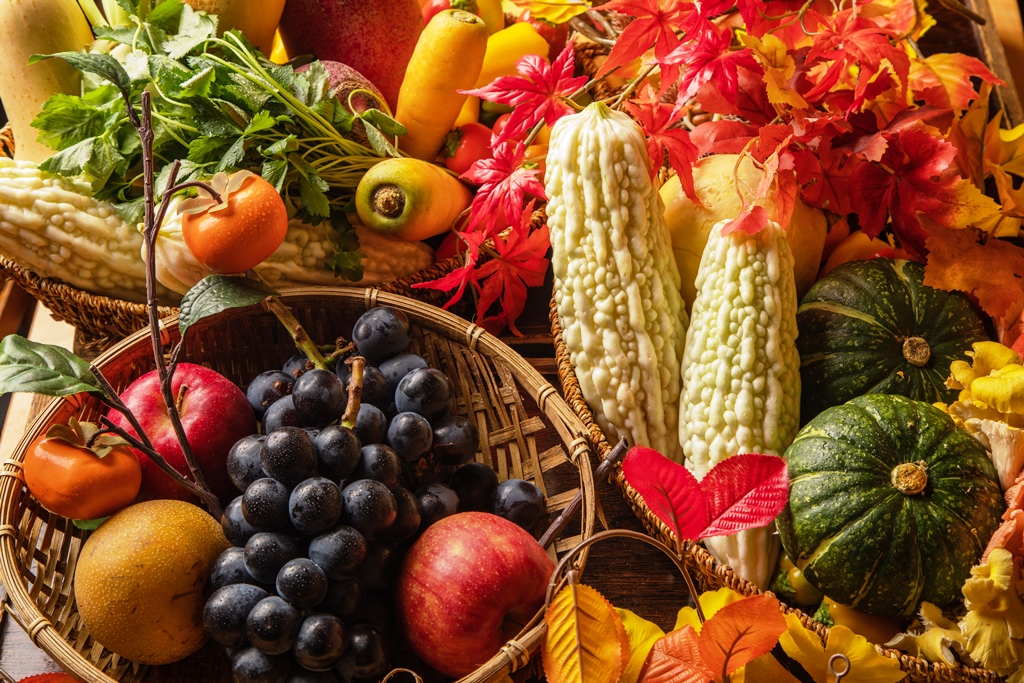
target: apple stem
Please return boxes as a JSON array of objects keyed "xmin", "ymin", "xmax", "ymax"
[
  {"xmin": 340, "ymin": 356, "xmax": 365, "ymax": 430},
  {"xmin": 537, "ymin": 437, "xmax": 629, "ymax": 550}
]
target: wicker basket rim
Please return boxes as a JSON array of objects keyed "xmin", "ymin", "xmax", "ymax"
[
  {"xmin": 0, "ymin": 287, "xmax": 598, "ymax": 683},
  {"xmin": 548, "ymin": 295, "xmax": 1006, "ymax": 683}
]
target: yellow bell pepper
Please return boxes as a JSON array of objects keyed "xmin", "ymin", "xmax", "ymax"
[{"xmin": 474, "ymin": 22, "xmax": 550, "ymax": 88}]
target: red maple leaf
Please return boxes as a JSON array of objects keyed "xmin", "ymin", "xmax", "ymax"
[
  {"xmin": 668, "ymin": 26, "xmax": 761, "ymax": 105},
  {"xmin": 474, "ymin": 202, "xmax": 551, "ymax": 336},
  {"xmin": 690, "ymin": 120, "xmax": 758, "ymax": 156},
  {"xmin": 463, "ymin": 44, "xmax": 587, "ymax": 145},
  {"xmin": 461, "ymin": 140, "xmax": 546, "ymax": 230},
  {"xmin": 802, "ymin": 11, "xmax": 910, "ymax": 108},
  {"xmin": 410, "ymin": 227, "xmax": 488, "ymax": 308},
  {"xmin": 596, "ymin": 0, "xmax": 698, "ymax": 79},
  {"xmin": 848, "ymin": 127, "xmax": 999, "ymax": 258},
  {"xmin": 792, "ymin": 142, "xmax": 856, "ymax": 215},
  {"xmin": 693, "ymin": 66, "xmax": 774, "ymax": 126},
  {"xmin": 623, "ymin": 89, "xmax": 699, "ymax": 200}
]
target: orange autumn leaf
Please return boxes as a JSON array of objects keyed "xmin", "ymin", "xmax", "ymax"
[
  {"xmin": 740, "ymin": 33, "xmax": 809, "ymax": 109},
  {"xmin": 985, "ymin": 119, "xmax": 1024, "ymax": 178},
  {"xmin": 696, "ymin": 595, "xmax": 788, "ymax": 679},
  {"xmin": 924, "ymin": 226, "xmax": 1024, "ymax": 323},
  {"xmin": 949, "ymin": 82, "xmax": 992, "ymax": 187},
  {"xmin": 542, "ymin": 582, "xmax": 629, "ymax": 683},
  {"xmin": 909, "ymin": 53, "xmax": 1003, "ymax": 112},
  {"xmin": 641, "ymin": 625, "xmax": 715, "ymax": 683}
]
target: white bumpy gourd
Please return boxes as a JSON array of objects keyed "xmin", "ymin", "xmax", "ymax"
[
  {"xmin": 547, "ymin": 101, "xmax": 688, "ymax": 461},
  {"xmin": 680, "ymin": 218, "xmax": 800, "ymax": 589}
]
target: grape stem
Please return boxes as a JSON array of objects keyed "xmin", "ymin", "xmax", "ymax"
[{"xmin": 340, "ymin": 356, "xmax": 366, "ymax": 431}]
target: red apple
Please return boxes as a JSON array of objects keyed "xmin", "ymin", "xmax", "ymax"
[
  {"xmin": 395, "ymin": 511, "xmax": 555, "ymax": 677},
  {"xmin": 107, "ymin": 363, "xmax": 256, "ymax": 504}
]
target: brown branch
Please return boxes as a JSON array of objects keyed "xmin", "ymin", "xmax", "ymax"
[{"xmin": 340, "ymin": 356, "xmax": 365, "ymax": 430}]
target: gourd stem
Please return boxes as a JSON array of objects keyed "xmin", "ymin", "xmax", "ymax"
[
  {"xmin": 902, "ymin": 337, "xmax": 931, "ymax": 367},
  {"xmin": 892, "ymin": 461, "xmax": 929, "ymax": 495}
]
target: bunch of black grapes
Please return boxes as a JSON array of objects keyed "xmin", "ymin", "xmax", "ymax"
[{"xmin": 206, "ymin": 307, "xmax": 546, "ymax": 683}]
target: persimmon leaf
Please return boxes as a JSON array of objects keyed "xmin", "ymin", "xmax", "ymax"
[
  {"xmin": 542, "ymin": 582, "xmax": 629, "ymax": 683},
  {"xmin": 923, "ymin": 226, "xmax": 1024, "ymax": 323},
  {"xmin": 698, "ymin": 454, "xmax": 789, "ymax": 539},
  {"xmin": 696, "ymin": 595, "xmax": 787, "ymax": 678},
  {"xmin": 909, "ymin": 53, "xmax": 1002, "ymax": 112},
  {"xmin": 642, "ymin": 626, "xmax": 715, "ymax": 683},
  {"xmin": 621, "ymin": 447, "xmax": 707, "ymax": 540}
]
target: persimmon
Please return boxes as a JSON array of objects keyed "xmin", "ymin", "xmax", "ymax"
[
  {"xmin": 23, "ymin": 418, "xmax": 142, "ymax": 520},
  {"xmin": 179, "ymin": 170, "xmax": 289, "ymax": 275}
]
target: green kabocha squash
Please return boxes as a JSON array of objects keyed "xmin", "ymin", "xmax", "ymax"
[
  {"xmin": 797, "ymin": 258, "xmax": 988, "ymax": 421},
  {"xmin": 777, "ymin": 393, "xmax": 1004, "ymax": 616}
]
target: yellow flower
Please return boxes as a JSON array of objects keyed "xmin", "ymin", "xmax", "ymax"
[
  {"xmin": 615, "ymin": 608, "xmax": 664, "ymax": 683},
  {"xmin": 779, "ymin": 612, "xmax": 906, "ymax": 683},
  {"xmin": 674, "ymin": 587, "xmax": 746, "ymax": 633},
  {"xmin": 886, "ymin": 602, "xmax": 967, "ymax": 667},
  {"xmin": 960, "ymin": 548, "xmax": 1024, "ymax": 674}
]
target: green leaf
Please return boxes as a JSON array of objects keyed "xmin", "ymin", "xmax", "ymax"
[
  {"xmin": 178, "ymin": 276, "xmax": 279, "ymax": 339},
  {"xmin": 191, "ymin": 98, "xmax": 243, "ymax": 137},
  {"xmin": 261, "ymin": 135, "xmax": 298, "ymax": 157},
  {"xmin": 31, "ymin": 94, "xmax": 109, "ymax": 151},
  {"xmin": 30, "ymin": 52, "xmax": 131, "ymax": 98},
  {"xmin": 224, "ymin": 73, "xmax": 274, "ymax": 112},
  {"xmin": 363, "ymin": 124, "xmax": 400, "ymax": 158},
  {"xmin": 156, "ymin": 158, "xmax": 204, "ymax": 194},
  {"xmin": 85, "ymin": 132, "xmax": 125, "ymax": 188},
  {"xmin": 217, "ymin": 136, "xmax": 248, "ymax": 171},
  {"xmin": 163, "ymin": 4, "xmax": 218, "ymax": 59},
  {"xmin": 114, "ymin": 196, "xmax": 146, "ymax": 225},
  {"xmin": 93, "ymin": 24, "xmax": 140, "ymax": 44},
  {"xmin": 147, "ymin": 0, "xmax": 184, "ymax": 27},
  {"xmin": 359, "ymin": 109, "xmax": 407, "ymax": 138},
  {"xmin": 179, "ymin": 65, "xmax": 216, "ymax": 98},
  {"xmin": 187, "ymin": 135, "xmax": 233, "ymax": 163},
  {"xmin": 262, "ymin": 158, "xmax": 289, "ymax": 192},
  {"xmin": 40, "ymin": 137, "xmax": 96, "ymax": 176},
  {"xmin": 291, "ymin": 154, "xmax": 330, "ymax": 217},
  {"xmin": 73, "ymin": 517, "xmax": 108, "ymax": 531},
  {"xmin": 245, "ymin": 110, "xmax": 277, "ymax": 136},
  {"xmin": 292, "ymin": 61, "xmax": 330, "ymax": 107},
  {"xmin": 327, "ymin": 214, "xmax": 365, "ymax": 281},
  {"xmin": 0, "ymin": 336, "xmax": 105, "ymax": 397}
]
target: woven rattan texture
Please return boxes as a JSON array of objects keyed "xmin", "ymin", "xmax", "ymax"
[{"xmin": 0, "ymin": 289, "xmax": 596, "ymax": 683}]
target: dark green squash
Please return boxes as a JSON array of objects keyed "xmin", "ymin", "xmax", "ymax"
[
  {"xmin": 797, "ymin": 258, "xmax": 988, "ymax": 422},
  {"xmin": 777, "ymin": 394, "xmax": 1004, "ymax": 616}
]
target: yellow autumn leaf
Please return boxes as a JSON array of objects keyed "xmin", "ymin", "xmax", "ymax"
[
  {"xmin": 886, "ymin": 602, "xmax": 967, "ymax": 667},
  {"xmin": 779, "ymin": 613, "xmax": 905, "ymax": 683},
  {"xmin": 986, "ymin": 121, "xmax": 1024, "ymax": 178},
  {"xmin": 542, "ymin": 583, "xmax": 629, "ymax": 683},
  {"xmin": 740, "ymin": 33, "xmax": 809, "ymax": 109},
  {"xmin": 507, "ymin": 0, "xmax": 591, "ymax": 24},
  {"xmin": 616, "ymin": 608, "xmax": 665, "ymax": 683},
  {"xmin": 674, "ymin": 587, "xmax": 746, "ymax": 633},
  {"xmin": 744, "ymin": 653, "xmax": 805, "ymax": 683}
]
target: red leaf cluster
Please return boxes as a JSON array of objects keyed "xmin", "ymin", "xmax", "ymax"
[{"xmin": 621, "ymin": 447, "xmax": 789, "ymax": 541}]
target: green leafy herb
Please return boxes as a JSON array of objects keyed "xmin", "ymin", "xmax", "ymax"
[
  {"xmin": 31, "ymin": 2, "xmax": 410, "ymax": 281},
  {"xmin": 0, "ymin": 336, "xmax": 105, "ymax": 397}
]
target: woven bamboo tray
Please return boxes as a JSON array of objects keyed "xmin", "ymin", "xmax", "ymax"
[
  {"xmin": 0, "ymin": 287, "xmax": 597, "ymax": 683},
  {"xmin": 549, "ymin": 298, "xmax": 1004, "ymax": 683}
]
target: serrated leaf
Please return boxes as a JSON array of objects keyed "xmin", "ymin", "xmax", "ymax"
[
  {"xmin": 697, "ymin": 454, "xmax": 789, "ymax": 538},
  {"xmin": 216, "ymin": 136, "xmax": 247, "ymax": 171},
  {"xmin": 178, "ymin": 276, "xmax": 278, "ymax": 339},
  {"xmin": 179, "ymin": 65, "xmax": 215, "ymax": 98},
  {"xmin": 542, "ymin": 583, "xmax": 629, "ymax": 683},
  {"xmin": 93, "ymin": 24, "xmax": 139, "ymax": 43},
  {"xmin": 358, "ymin": 109, "xmax": 407, "ymax": 138},
  {"xmin": 163, "ymin": 4, "xmax": 218, "ymax": 58},
  {"xmin": 696, "ymin": 595, "xmax": 786, "ymax": 678},
  {"xmin": 147, "ymin": 0, "xmax": 183, "ymax": 26},
  {"xmin": 621, "ymin": 446, "xmax": 708, "ymax": 541},
  {"xmin": 643, "ymin": 626, "xmax": 715, "ymax": 683},
  {"xmin": 39, "ymin": 137, "xmax": 95, "ymax": 176},
  {"xmin": 85, "ymin": 131, "xmax": 125, "ymax": 189},
  {"xmin": 363, "ymin": 124, "xmax": 400, "ymax": 158},
  {"xmin": 245, "ymin": 110, "xmax": 276, "ymax": 135},
  {"xmin": 30, "ymin": 52, "xmax": 131, "ymax": 97},
  {"xmin": 0, "ymin": 336, "xmax": 104, "ymax": 397},
  {"xmin": 262, "ymin": 158, "xmax": 289, "ymax": 192}
]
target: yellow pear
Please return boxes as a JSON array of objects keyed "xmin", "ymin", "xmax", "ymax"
[
  {"xmin": 74, "ymin": 500, "xmax": 229, "ymax": 665},
  {"xmin": 661, "ymin": 154, "xmax": 828, "ymax": 313}
]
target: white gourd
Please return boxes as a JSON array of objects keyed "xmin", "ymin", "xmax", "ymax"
[
  {"xmin": 679, "ymin": 218, "xmax": 801, "ymax": 589},
  {"xmin": 546, "ymin": 101, "xmax": 688, "ymax": 461}
]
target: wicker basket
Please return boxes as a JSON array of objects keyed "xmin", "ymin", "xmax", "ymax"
[
  {"xmin": 549, "ymin": 298, "xmax": 1005, "ymax": 683},
  {"xmin": 0, "ymin": 287, "xmax": 597, "ymax": 683}
]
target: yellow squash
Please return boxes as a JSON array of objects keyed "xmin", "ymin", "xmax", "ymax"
[{"xmin": 660, "ymin": 154, "xmax": 828, "ymax": 312}]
